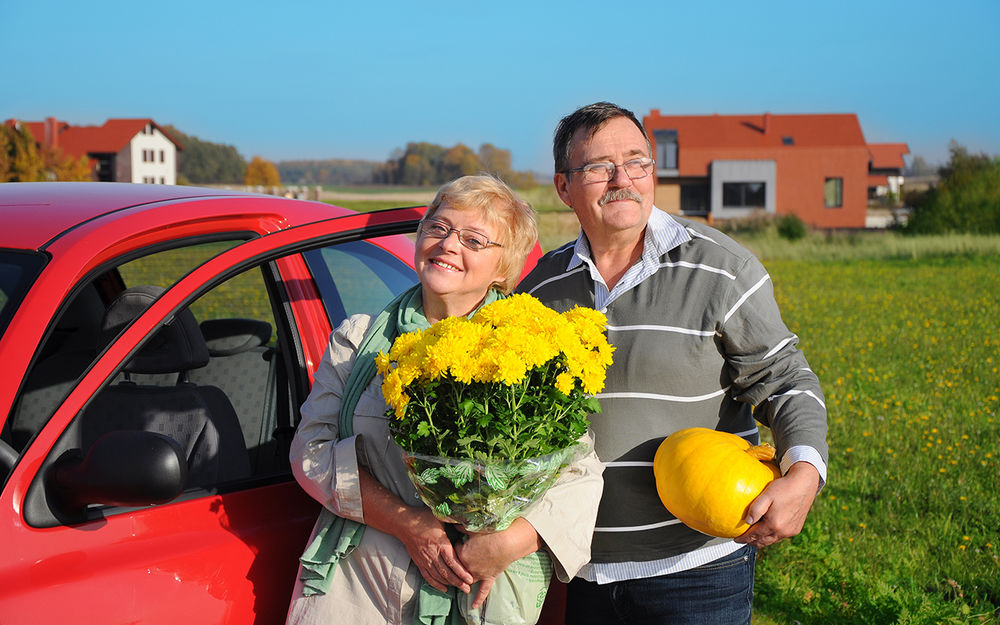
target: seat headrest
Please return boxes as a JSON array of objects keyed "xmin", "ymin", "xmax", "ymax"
[
  {"xmin": 102, "ymin": 285, "xmax": 210, "ymax": 374},
  {"xmin": 200, "ymin": 318, "xmax": 272, "ymax": 356}
]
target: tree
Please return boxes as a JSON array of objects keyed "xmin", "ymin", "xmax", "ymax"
[
  {"xmin": 478, "ymin": 143, "xmax": 512, "ymax": 177},
  {"xmin": 41, "ymin": 145, "xmax": 92, "ymax": 181},
  {"xmin": 245, "ymin": 156, "xmax": 281, "ymax": 187},
  {"xmin": 164, "ymin": 125, "xmax": 247, "ymax": 184},
  {"xmin": 441, "ymin": 143, "xmax": 480, "ymax": 180},
  {"xmin": 1, "ymin": 124, "xmax": 42, "ymax": 182},
  {"xmin": 905, "ymin": 141, "xmax": 1000, "ymax": 234},
  {"xmin": 906, "ymin": 155, "xmax": 937, "ymax": 177}
]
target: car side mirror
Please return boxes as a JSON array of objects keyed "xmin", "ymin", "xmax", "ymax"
[{"xmin": 45, "ymin": 430, "xmax": 188, "ymax": 523}]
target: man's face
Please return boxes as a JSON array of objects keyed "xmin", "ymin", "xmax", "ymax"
[{"xmin": 554, "ymin": 116, "xmax": 655, "ymax": 245}]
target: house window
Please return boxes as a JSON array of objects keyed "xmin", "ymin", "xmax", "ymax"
[
  {"xmin": 782, "ymin": 136, "xmax": 795, "ymax": 146},
  {"xmin": 160, "ymin": 150, "xmax": 165, "ymax": 162},
  {"xmin": 825, "ymin": 177, "xmax": 843, "ymax": 208},
  {"xmin": 654, "ymin": 129, "xmax": 677, "ymax": 170},
  {"xmin": 722, "ymin": 182, "xmax": 766, "ymax": 208}
]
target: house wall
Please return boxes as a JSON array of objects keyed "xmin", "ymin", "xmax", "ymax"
[
  {"xmin": 129, "ymin": 126, "xmax": 177, "ymax": 184},
  {"xmin": 665, "ymin": 145, "xmax": 869, "ymax": 228}
]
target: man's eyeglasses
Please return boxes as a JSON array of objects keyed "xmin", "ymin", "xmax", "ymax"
[
  {"xmin": 418, "ymin": 220, "xmax": 503, "ymax": 251},
  {"xmin": 562, "ymin": 157, "xmax": 656, "ymax": 183}
]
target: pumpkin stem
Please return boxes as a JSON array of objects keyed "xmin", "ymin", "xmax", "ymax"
[{"xmin": 746, "ymin": 443, "xmax": 776, "ymax": 462}]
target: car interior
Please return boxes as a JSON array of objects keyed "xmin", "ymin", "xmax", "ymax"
[
  {"xmin": 2, "ymin": 234, "xmax": 417, "ymax": 527},
  {"xmin": 3, "ymin": 253, "xmax": 298, "ymax": 526}
]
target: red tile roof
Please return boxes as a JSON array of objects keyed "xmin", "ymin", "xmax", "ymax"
[
  {"xmin": 867, "ymin": 143, "xmax": 910, "ymax": 169},
  {"xmin": 644, "ymin": 111, "xmax": 868, "ymax": 148}
]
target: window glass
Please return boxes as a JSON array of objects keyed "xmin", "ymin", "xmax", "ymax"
[
  {"xmin": 654, "ymin": 129, "xmax": 678, "ymax": 169},
  {"xmin": 825, "ymin": 177, "xmax": 844, "ymax": 208},
  {"xmin": 722, "ymin": 182, "xmax": 766, "ymax": 208},
  {"xmin": 0, "ymin": 250, "xmax": 46, "ymax": 337},
  {"xmin": 304, "ymin": 241, "xmax": 416, "ymax": 328},
  {"xmin": 8, "ymin": 240, "xmax": 244, "ymax": 453}
]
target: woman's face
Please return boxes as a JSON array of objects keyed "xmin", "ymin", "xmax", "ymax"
[{"xmin": 415, "ymin": 202, "xmax": 506, "ymax": 315}]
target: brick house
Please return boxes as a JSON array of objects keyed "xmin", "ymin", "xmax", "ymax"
[
  {"xmin": 643, "ymin": 110, "xmax": 908, "ymax": 228},
  {"xmin": 5, "ymin": 117, "xmax": 183, "ymax": 184}
]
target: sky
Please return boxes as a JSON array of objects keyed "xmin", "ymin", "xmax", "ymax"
[{"xmin": 4, "ymin": 0, "xmax": 999, "ymax": 174}]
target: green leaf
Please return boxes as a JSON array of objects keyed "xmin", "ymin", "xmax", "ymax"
[
  {"xmin": 434, "ymin": 501, "xmax": 452, "ymax": 517},
  {"xmin": 441, "ymin": 460, "xmax": 474, "ymax": 487},
  {"xmin": 484, "ymin": 464, "xmax": 510, "ymax": 490},
  {"xmin": 417, "ymin": 467, "xmax": 441, "ymax": 485}
]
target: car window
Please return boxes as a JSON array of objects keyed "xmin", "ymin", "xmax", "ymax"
[
  {"xmin": 304, "ymin": 241, "xmax": 416, "ymax": 327},
  {"xmin": 0, "ymin": 250, "xmax": 47, "ymax": 337},
  {"xmin": 117, "ymin": 241, "xmax": 242, "ymax": 290},
  {"xmin": 6, "ymin": 240, "xmax": 245, "ymax": 453}
]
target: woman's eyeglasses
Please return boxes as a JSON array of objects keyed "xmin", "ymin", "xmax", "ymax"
[{"xmin": 418, "ymin": 220, "xmax": 503, "ymax": 251}]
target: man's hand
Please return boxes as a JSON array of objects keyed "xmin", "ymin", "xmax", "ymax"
[{"xmin": 735, "ymin": 461, "xmax": 820, "ymax": 548}]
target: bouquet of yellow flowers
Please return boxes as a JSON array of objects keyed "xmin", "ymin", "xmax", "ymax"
[{"xmin": 376, "ymin": 293, "xmax": 613, "ymax": 531}]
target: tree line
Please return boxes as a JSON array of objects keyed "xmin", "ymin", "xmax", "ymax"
[
  {"xmin": 905, "ymin": 141, "xmax": 1000, "ymax": 235},
  {"xmin": 376, "ymin": 142, "xmax": 535, "ymax": 187}
]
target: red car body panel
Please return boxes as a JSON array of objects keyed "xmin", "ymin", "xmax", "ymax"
[{"xmin": 0, "ymin": 182, "xmax": 552, "ymax": 624}]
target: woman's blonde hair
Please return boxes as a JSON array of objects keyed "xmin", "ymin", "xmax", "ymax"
[{"xmin": 423, "ymin": 174, "xmax": 538, "ymax": 293}]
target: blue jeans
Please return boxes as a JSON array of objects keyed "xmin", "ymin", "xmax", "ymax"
[{"xmin": 565, "ymin": 546, "xmax": 756, "ymax": 625}]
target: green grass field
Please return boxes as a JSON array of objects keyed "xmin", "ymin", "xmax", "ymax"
[{"xmin": 753, "ymin": 254, "xmax": 1000, "ymax": 624}]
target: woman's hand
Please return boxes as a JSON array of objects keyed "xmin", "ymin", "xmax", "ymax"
[
  {"xmin": 359, "ymin": 469, "xmax": 473, "ymax": 593},
  {"xmin": 455, "ymin": 518, "xmax": 543, "ymax": 608}
]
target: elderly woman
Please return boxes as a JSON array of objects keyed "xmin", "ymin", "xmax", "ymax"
[{"xmin": 286, "ymin": 175, "xmax": 604, "ymax": 625}]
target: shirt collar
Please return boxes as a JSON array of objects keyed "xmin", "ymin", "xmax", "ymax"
[{"xmin": 568, "ymin": 207, "xmax": 691, "ymax": 270}]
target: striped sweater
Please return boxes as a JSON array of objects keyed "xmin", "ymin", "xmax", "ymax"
[{"xmin": 517, "ymin": 211, "xmax": 828, "ymax": 565}]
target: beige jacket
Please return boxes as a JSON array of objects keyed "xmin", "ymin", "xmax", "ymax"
[{"xmin": 286, "ymin": 314, "xmax": 605, "ymax": 625}]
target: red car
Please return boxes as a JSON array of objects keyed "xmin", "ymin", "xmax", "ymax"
[{"xmin": 0, "ymin": 182, "xmax": 546, "ymax": 624}]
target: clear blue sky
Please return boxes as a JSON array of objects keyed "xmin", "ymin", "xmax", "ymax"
[{"xmin": 5, "ymin": 0, "xmax": 998, "ymax": 174}]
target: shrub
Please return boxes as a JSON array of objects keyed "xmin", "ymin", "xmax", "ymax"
[
  {"xmin": 776, "ymin": 214, "xmax": 808, "ymax": 241},
  {"xmin": 905, "ymin": 142, "xmax": 1000, "ymax": 235}
]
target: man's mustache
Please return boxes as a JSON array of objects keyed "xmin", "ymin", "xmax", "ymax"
[{"xmin": 599, "ymin": 188, "xmax": 643, "ymax": 206}]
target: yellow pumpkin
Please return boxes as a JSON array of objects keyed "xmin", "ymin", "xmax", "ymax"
[{"xmin": 653, "ymin": 427, "xmax": 782, "ymax": 538}]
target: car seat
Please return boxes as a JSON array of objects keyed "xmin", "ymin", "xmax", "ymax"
[{"xmin": 78, "ymin": 286, "xmax": 251, "ymax": 488}]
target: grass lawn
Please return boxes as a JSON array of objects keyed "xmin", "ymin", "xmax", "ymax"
[{"xmin": 750, "ymin": 254, "xmax": 999, "ymax": 624}]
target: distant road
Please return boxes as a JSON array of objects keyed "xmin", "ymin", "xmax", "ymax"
[{"xmin": 319, "ymin": 189, "xmax": 435, "ymax": 203}]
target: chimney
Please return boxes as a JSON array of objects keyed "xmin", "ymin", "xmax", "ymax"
[{"xmin": 45, "ymin": 117, "xmax": 59, "ymax": 149}]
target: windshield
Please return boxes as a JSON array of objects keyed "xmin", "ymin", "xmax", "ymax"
[{"xmin": 0, "ymin": 250, "xmax": 47, "ymax": 337}]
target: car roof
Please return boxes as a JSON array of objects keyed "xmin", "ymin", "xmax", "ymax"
[{"xmin": 0, "ymin": 182, "xmax": 351, "ymax": 251}]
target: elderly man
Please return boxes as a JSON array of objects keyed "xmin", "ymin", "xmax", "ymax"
[{"xmin": 517, "ymin": 102, "xmax": 828, "ymax": 624}]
